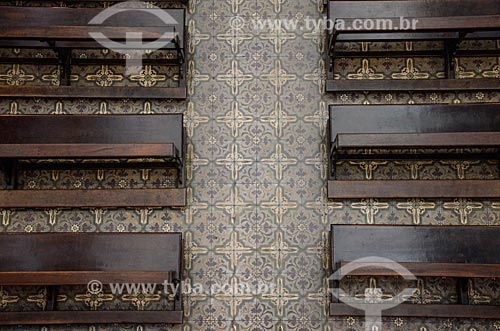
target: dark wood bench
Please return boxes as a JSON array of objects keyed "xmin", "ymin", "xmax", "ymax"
[
  {"xmin": 327, "ymin": 104, "xmax": 500, "ymax": 199},
  {"xmin": 0, "ymin": 6, "xmax": 186, "ymax": 99},
  {"xmin": 326, "ymin": 0, "xmax": 500, "ymax": 92},
  {"xmin": 0, "ymin": 232, "xmax": 183, "ymax": 325},
  {"xmin": 0, "ymin": 114, "xmax": 186, "ymax": 208},
  {"xmin": 330, "ymin": 225, "xmax": 500, "ymax": 319}
]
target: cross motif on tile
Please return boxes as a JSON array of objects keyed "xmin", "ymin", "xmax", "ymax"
[
  {"xmin": 216, "ymin": 144, "xmax": 254, "ymax": 181},
  {"xmin": 135, "ymin": 208, "xmax": 154, "ymax": 225},
  {"xmin": 391, "ymin": 59, "xmax": 430, "ymax": 80},
  {"xmin": 90, "ymin": 208, "xmax": 106, "ymax": 225},
  {"xmin": 406, "ymin": 279, "xmax": 443, "ymax": 304},
  {"xmin": 0, "ymin": 64, "xmax": 35, "ymax": 85},
  {"xmin": 188, "ymin": 20, "xmax": 210, "ymax": 54},
  {"xmin": 217, "ymin": 60, "xmax": 253, "ymax": 95},
  {"xmin": 443, "ymin": 199, "xmax": 483, "ymax": 225},
  {"xmin": 396, "ymin": 161, "xmax": 434, "ymax": 180},
  {"xmin": 141, "ymin": 101, "xmax": 153, "ymax": 115},
  {"xmin": 261, "ymin": 60, "xmax": 296, "ymax": 95},
  {"xmin": 227, "ymin": 0, "xmax": 245, "ymax": 13},
  {"xmin": 261, "ymin": 231, "xmax": 298, "ymax": 269},
  {"xmin": 1, "ymin": 210, "xmax": 12, "ymax": 226},
  {"xmin": 129, "ymin": 66, "xmax": 166, "ymax": 87},
  {"xmin": 122, "ymin": 292, "xmax": 161, "ymax": 310},
  {"xmin": 86, "ymin": 65, "xmax": 123, "ymax": 87},
  {"xmin": 185, "ymin": 101, "xmax": 210, "ymax": 138},
  {"xmin": 354, "ymin": 278, "xmax": 394, "ymax": 303},
  {"xmin": 261, "ymin": 187, "xmax": 298, "ymax": 224},
  {"xmin": 75, "ymin": 292, "xmax": 114, "ymax": 310},
  {"xmin": 215, "ymin": 186, "xmax": 252, "ymax": 222},
  {"xmin": 260, "ymin": 26, "xmax": 296, "ymax": 53},
  {"xmin": 41, "ymin": 69, "xmax": 62, "ymax": 86},
  {"xmin": 262, "ymin": 277, "xmax": 299, "ymax": 317},
  {"xmin": 217, "ymin": 24, "xmax": 253, "ymax": 54},
  {"xmin": 305, "ymin": 101, "xmax": 329, "ymax": 133},
  {"xmin": 216, "ymin": 101, "xmax": 253, "ymax": 138},
  {"xmin": 186, "ymin": 144, "xmax": 210, "ymax": 182},
  {"xmin": 0, "ymin": 287, "xmax": 19, "ymax": 308},
  {"xmin": 184, "ymin": 231, "xmax": 209, "ymax": 270},
  {"xmin": 215, "ymin": 232, "xmax": 253, "ymax": 269},
  {"xmin": 187, "ymin": 60, "xmax": 210, "ymax": 95},
  {"xmin": 267, "ymin": 0, "xmax": 287, "ymax": 13},
  {"xmin": 440, "ymin": 160, "xmax": 480, "ymax": 179},
  {"xmin": 304, "ymin": 60, "xmax": 326, "ymax": 94},
  {"xmin": 186, "ymin": 144, "xmax": 209, "ymax": 185},
  {"xmin": 483, "ymin": 58, "xmax": 500, "ymax": 78},
  {"xmin": 351, "ymin": 161, "xmax": 388, "ymax": 180},
  {"xmin": 261, "ymin": 144, "xmax": 297, "ymax": 180},
  {"xmin": 347, "ymin": 59, "xmax": 384, "ymax": 80},
  {"xmin": 455, "ymin": 59, "xmax": 476, "ymax": 79},
  {"xmin": 305, "ymin": 143, "xmax": 329, "ymax": 181},
  {"xmin": 307, "ymin": 278, "xmax": 330, "ymax": 316},
  {"xmin": 305, "ymin": 197, "xmax": 343, "ymax": 225},
  {"xmin": 260, "ymin": 100, "xmax": 297, "ymax": 137},
  {"xmin": 304, "ymin": 28, "xmax": 325, "ymax": 53},
  {"xmin": 44, "ymin": 209, "xmax": 62, "ymax": 226},
  {"xmin": 8, "ymin": 101, "xmax": 18, "ymax": 115},
  {"xmin": 396, "ymin": 199, "xmax": 436, "ymax": 224},
  {"xmin": 27, "ymin": 289, "xmax": 47, "ymax": 309},
  {"xmin": 306, "ymin": 231, "xmax": 331, "ymax": 270},
  {"xmin": 469, "ymin": 280, "xmax": 492, "ymax": 304},
  {"xmin": 182, "ymin": 277, "xmax": 208, "ymax": 318},
  {"xmin": 214, "ymin": 276, "xmax": 253, "ymax": 316},
  {"xmin": 351, "ymin": 199, "xmax": 390, "ymax": 224}
]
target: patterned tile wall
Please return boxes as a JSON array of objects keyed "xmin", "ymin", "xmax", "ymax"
[{"xmin": 0, "ymin": 0, "xmax": 499, "ymax": 330}]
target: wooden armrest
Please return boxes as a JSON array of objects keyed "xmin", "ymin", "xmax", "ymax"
[
  {"xmin": 328, "ymin": 180, "xmax": 500, "ymax": 199},
  {"xmin": 334, "ymin": 132, "xmax": 500, "ymax": 149},
  {"xmin": 0, "ymin": 143, "xmax": 177, "ymax": 159},
  {"xmin": 326, "ymin": 79, "xmax": 500, "ymax": 93},
  {"xmin": 0, "ymin": 271, "xmax": 173, "ymax": 286},
  {"xmin": 0, "ymin": 26, "xmax": 175, "ymax": 41},
  {"xmin": 0, "ymin": 86, "xmax": 187, "ymax": 99},
  {"xmin": 0, "ymin": 311, "xmax": 183, "ymax": 325},
  {"xmin": 335, "ymin": 15, "xmax": 500, "ymax": 33},
  {"xmin": 330, "ymin": 303, "xmax": 500, "ymax": 319},
  {"xmin": 0, "ymin": 188, "xmax": 187, "ymax": 208},
  {"xmin": 336, "ymin": 262, "xmax": 500, "ymax": 278}
]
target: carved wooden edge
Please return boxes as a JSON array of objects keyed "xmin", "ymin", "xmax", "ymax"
[
  {"xmin": 334, "ymin": 132, "xmax": 500, "ymax": 149},
  {"xmin": 0, "ymin": 271, "xmax": 174, "ymax": 286},
  {"xmin": 326, "ymin": 79, "xmax": 500, "ymax": 92},
  {"xmin": 0, "ymin": 311, "xmax": 184, "ymax": 325},
  {"xmin": 330, "ymin": 303, "xmax": 500, "ymax": 319},
  {"xmin": 0, "ymin": 188, "xmax": 187, "ymax": 208},
  {"xmin": 337, "ymin": 262, "xmax": 500, "ymax": 278},
  {"xmin": 0, "ymin": 143, "xmax": 177, "ymax": 159},
  {"xmin": 0, "ymin": 86, "xmax": 187, "ymax": 99},
  {"xmin": 327, "ymin": 180, "xmax": 500, "ymax": 199}
]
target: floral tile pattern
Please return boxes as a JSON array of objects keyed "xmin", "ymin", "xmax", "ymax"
[{"xmin": 0, "ymin": 0, "xmax": 499, "ymax": 330}]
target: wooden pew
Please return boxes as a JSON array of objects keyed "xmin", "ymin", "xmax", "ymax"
[
  {"xmin": 0, "ymin": 114, "xmax": 186, "ymax": 208},
  {"xmin": 0, "ymin": 232, "xmax": 183, "ymax": 325},
  {"xmin": 327, "ymin": 104, "xmax": 500, "ymax": 199},
  {"xmin": 0, "ymin": 6, "xmax": 187, "ymax": 98},
  {"xmin": 329, "ymin": 225, "xmax": 500, "ymax": 319},
  {"xmin": 326, "ymin": 0, "xmax": 500, "ymax": 92}
]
